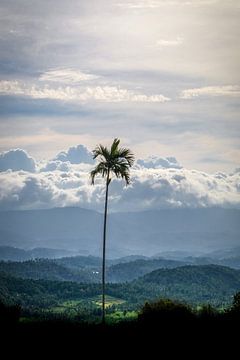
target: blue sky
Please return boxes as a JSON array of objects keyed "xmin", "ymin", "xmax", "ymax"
[{"xmin": 0, "ymin": 0, "xmax": 239, "ymax": 212}]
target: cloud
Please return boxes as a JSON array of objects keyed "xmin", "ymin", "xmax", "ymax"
[
  {"xmin": 0, "ymin": 80, "xmax": 170, "ymax": 103},
  {"xmin": 39, "ymin": 160, "xmax": 71, "ymax": 172},
  {"xmin": 0, "ymin": 149, "xmax": 36, "ymax": 172},
  {"xmin": 0, "ymin": 169, "xmax": 96, "ymax": 210},
  {"xmin": 0, "ymin": 173, "xmax": 77, "ymax": 210},
  {"xmin": 39, "ymin": 68, "xmax": 99, "ymax": 84},
  {"xmin": 54, "ymin": 145, "xmax": 94, "ymax": 164},
  {"xmin": 113, "ymin": 167, "xmax": 240, "ymax": 211},
  {"xmin": 180, "ymin": 85, "xmax": 240, "ymax": 99},
  {"xmin": 156, "ymin": 37, "xmax": 184, "ymax": 47},
  {"xmin": 0, "ymin": 149, "xmax": 239, "ymax": 211},
  {"xmin": 0, "ymin": 81, "xmax": 25, "ymax": 96},
  {"xmin": 137, "ymin": 156, "xmax": 182, "ymax": 169},
  {"xmin": 116, "ymin": 1, "xmax": 218, "ymax": 9},
  {"xmin": 0, "ymin": 0, "xmax": 239, "ymax": 178},
  {"xmin": 116, "ymin": 1, "xmax": 163, "ymax": 9}
]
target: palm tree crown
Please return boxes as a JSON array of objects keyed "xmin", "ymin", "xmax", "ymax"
[{"xmin": 90, "ymin": 138, "xmax": 134, "ymax": 185}]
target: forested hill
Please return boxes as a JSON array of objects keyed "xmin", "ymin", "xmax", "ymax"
[
  {"xmin": 107, "ymin": 258, "xmax": 187, "ymax": 282},
  {"xmin": 1, "ymin": 265, "xmax": 240, "ymax": 308},
  {"xmin": 140, "ymin": 264, "xmax": 240, "ymax": 285},
  {"xmin": 55, "ymin": 255, "xmax": 102, "ymax": 270},
  {"xmin": 0, "ymin": 272, "xmax": 102, "ymax": 308},
  {"xmin": 135, "ymin": 265, "xmax": 240, "ymax": 305},
  {"xmin": 0, "ymin": 257, "xmax": 188, "ymax": 284},
  {"xmin": 0, "ymin": 259, "xmax": 100, "ymax": 283},
  {"xmin": 1, "ymin": 254, "xmax": 240, "ymax": 288}
]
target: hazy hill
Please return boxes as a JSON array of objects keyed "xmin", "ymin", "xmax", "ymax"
[
  {"xmin": 0, "ymin": 207, "xmax": 239, "ymax": 257},
  {"xmin": 207, "ymin": 247, "xmax": 240, "ymax": 259},
  {"xmin": 0, "ymin": 246, "xmax": 30, "ymax": 261},
  {"xmin": 55, "ymin": 255, "xmax": 102, "ymax": 270},
  {"xmin": 218, "ymin": 256, "xmax": 240, "ymax": 269},
  {"xmin": 107, "ymin": 258, "xmax": 187, "ymax": 282},
  {"xmin": 0, "ymin": 259, "xmax": 100, "ymax": 283},
  {"xmin": 56, "ymin": 254, "xmax": 150, "ymax": 271},
  {"xmin": 0, "ymin": 246, "xmax": 78, "ymax": 261},
  {"xmin": 0, "ymin": 207, "xmax": 102, "ymax": 254}
]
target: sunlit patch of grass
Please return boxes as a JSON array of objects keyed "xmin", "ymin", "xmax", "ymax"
[
  {"xmin": 61, "ymin": 300, "xmax": 82, "ymax": 307},
  {"xmin": 50, "ymin": 300, "xmax": 83, "ymax": 314},
  {"xmin": 92, "ymin": 295, "xmax": 126, "ymax": 308}
]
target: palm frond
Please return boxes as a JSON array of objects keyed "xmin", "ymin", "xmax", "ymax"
[
  {"xmin": 92, "ymin": 144, "xmax": 110, "ymax": 161},
  {"xmin": 117, "ymin": 147, "xmax": 135, "ymax": 166},
  {"xmin": 111, "ymin": 162, "xmax": 131, "ymax": 185},
  {"xmin": 90, "ymin": 138, "xmax": 134, "ymax": 186},
  {"xmin": 110, "ymin": 138, "xmax": 120, "ymax": 156},
  {"xmin": 123, "ymin": 172, "xmax": 131, "ymax": 185},
  {"xmin": 90, "ymin": 162, "xmax": 108, "ymax": 184}
]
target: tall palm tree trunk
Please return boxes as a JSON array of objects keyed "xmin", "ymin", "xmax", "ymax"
[{"xmin": 102, "ymin": 170, "xmax": 110, "ymax": 324}]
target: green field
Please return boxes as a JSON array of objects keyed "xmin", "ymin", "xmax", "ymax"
[
  {"xmin": 92, "ymin": 295, "xmax": 126, "ymax": 308},
  {"xmin": 50, "ymin": 300, "xmax": 83, "ymax": 315},
  {"xmin": 47, "ymin": 295, "xmax": 126, "ymax": 317}
]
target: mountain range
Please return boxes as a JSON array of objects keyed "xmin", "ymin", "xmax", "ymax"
[
  {"xmin": 1, "ymin": 247, "xmax": 240, "ymax": 284},
  {"xmin": 0, "ymin": 207, "xmax": 239, "ymax": 257}
]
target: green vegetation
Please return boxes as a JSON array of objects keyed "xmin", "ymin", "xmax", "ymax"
[
  {"xmin": 0, "ymin": 259, "xmax": 100, "ymax": 283},
  {"xmin": 107, "ymin": 258, "xmax": 186, "ymax": 282},
  {"xmin": 92, "ymin": 294, "xmax": 126, "ymax": 308},
  {"xmin": 1, "ymin": 264, "xmax": 240, "ymax": 318},
  {"xmin": 1, "ymin": 263, "xmax": 240, "ymax": 354},
  {"xmin": 135, "ymin": 264, "xmax": 240, "ymax": 307},
  {"xmin": 0, "ymin": 246, "xmax": 240, "ymax": 331}
]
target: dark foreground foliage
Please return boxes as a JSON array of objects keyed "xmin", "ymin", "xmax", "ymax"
[
  {"xmin": 0, "ymin": 301, "xmax": 21, "ymax": 324},
  {"xmin": 1, "ymin": 295, "xmax": 240, "ymax": 356}
]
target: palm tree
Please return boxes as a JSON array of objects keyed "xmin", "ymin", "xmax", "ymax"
[{"xmin": 90, "ymin": 138, "xmax": 134, "ymax": 323}]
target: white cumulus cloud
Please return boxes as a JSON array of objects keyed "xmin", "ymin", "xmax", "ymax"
[
  {"xmin": 54, "ymin": 145, "xmax": 94, "ymax": 164},
  {"xmin": 39, "ymin": 160, "xmax": 71, "ymax": 172},
  {"xmin": 0, "ymin": 149, "xmax": 36, "ymax": 172},
  {"xmin": 137, "ymin": 156, "xmax": 182, "ymax": 169},
  {"xmin": 0, "ymin": 149, "xmax": 239, "ymax": 211}
]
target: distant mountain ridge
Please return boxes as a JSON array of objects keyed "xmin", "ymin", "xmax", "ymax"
[
  {"xmin": 0, "ymin": 207, "xmax": 239, "ymax": 257},
  {"xmin": 1, "ymin": 246, "xmax": 240, "ymax": 284},
  {"xmin": 0, "ymin": 246, "xmax": 78, "ymax": 261}
]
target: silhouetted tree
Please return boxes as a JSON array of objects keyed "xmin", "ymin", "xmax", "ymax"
[
  {"xmin": 198, "ymin": 304, "xmax": 217, "ymax": 320},
  {"xmin": 90, "ymin": 138, "xmax": 134, "ymax": 323},
  {"xmin": 228, "ymin": 291, "xmax": 240, "ymax": 319},
  {"xmin": 232, "ymin": 292, "xmax": 240, "ymax": 310},
  {"xmin": 0, "ymin": 301, "xmax": 21, "ymax": 325},
  {"xmin": 138, "ymin": 298, "xmax": 194, "ymax": 324}
]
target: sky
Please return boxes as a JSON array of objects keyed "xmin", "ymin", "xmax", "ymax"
[{"xmin": 0, "ymin": 0, "xmax": 239, "ymax": 212}]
